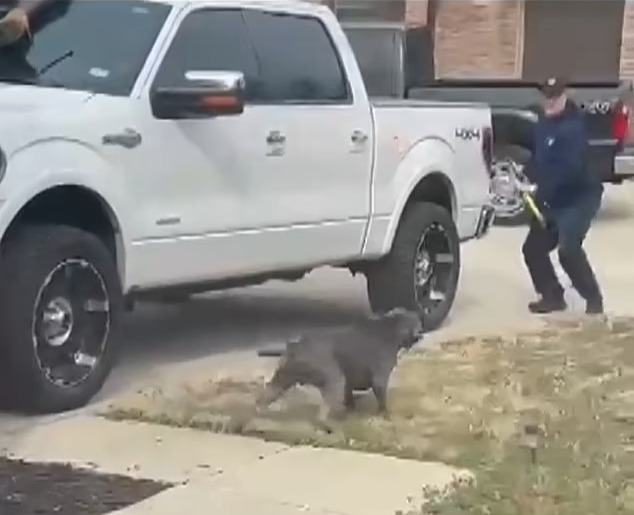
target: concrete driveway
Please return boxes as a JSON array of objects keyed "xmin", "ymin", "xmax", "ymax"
[{"xmin": 2, "ymin": 182, "xmax": 634, "ymax": 441}]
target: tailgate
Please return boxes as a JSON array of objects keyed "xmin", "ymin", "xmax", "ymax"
[
  {"xmin": 568, "ymin": 84, "xmax": 633, "ymax": 181},
  {"xmin": 569, "ymin": 85, "xmax": 631, "ymax": 146}
]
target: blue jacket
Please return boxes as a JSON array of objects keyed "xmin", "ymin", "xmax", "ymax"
[{"xmin": 529, "ymin": 100, "xmax": 600, "ymax": 209}]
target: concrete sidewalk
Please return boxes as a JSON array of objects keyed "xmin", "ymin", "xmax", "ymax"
[{"xmin": 7, "ymin": 415, "xmax": 468, "ymax": 515}]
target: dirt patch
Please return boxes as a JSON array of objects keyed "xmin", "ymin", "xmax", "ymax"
[
  {"xmin": 105, "ymin": 316, "xmax": 634, "ymax": 514},
  {"xmin": 0, "ymin": 456, "xmax": 171, "ymax": 515}
]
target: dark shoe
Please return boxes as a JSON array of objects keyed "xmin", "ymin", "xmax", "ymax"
[
  {"xmin": 528, "ymin": 296, "xmax": 567, "ymax": 314},
  {"xmin": 586, "ymin": 298, "xmax": 604, "ymax": 315}
]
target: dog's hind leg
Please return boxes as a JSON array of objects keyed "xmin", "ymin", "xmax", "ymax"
[
  {"xmin": 320, "ymin": 373, "xmax": 346, "ymax": 420},
  {"xmin": 256, "ymin": 387, "xmax": 277, "ymax": 412},
  {"xmin": 372, "ymin": 384, "xmax": 388, "ymax": 414},
  {"xmin": 371, "ymin": 368, "xmax": 391, "ymax": 415},
  {"xmin": 313, "ymin": 376, "xmax": 345, "ymax": 434},
  {"xmin": 256, "ymin": 382, "xmax": 287, "ymax": 412}
]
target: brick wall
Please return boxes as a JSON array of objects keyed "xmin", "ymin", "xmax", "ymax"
[
  {"xmin": 405, "ymin": 0, "xmax": 428, "ymax": 27},
  {"xmin": 620, "ymin": 2, "xmax": 634, "ymax": 80},
  {"xmin": 329, "ymin": 0, "xmax": 631, "ymax": 81},
  {"xmin": 433, "ymin": 0, "xmax": 523, "ymax": 79}
]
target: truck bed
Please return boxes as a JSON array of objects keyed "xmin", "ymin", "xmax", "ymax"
[
  {"xmin": 371, "ymin": 97, "xmax": 488, "ymax": 110},
  {"xmin": 369, "ymin": 99, "xmax": 492, "ymax": 239},
  {"xmin": 409, "ymin": 79, "xmax": 631, "ymax": 102}
]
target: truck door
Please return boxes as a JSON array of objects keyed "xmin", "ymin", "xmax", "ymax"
[
  {"xmin": 131, "ymin": 7, "xmax": 277, "ymax": 286},
  {"xmin": 240, "ymin": 7, "xmax": 374, "ymax": 263}
]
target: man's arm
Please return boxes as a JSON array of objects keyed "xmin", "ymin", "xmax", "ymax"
[
  {"xmin": 523, "ymin": 123, "xmax": 538, "ymax": 183},
  {"xmin": 0, "ymin": 0, "xmax": 68, "ymax": 46},
  {"xmin": 0, "ymin": 1, "xmax": 46, "ymax": 42},
  {"xmin": 14, "ymin": 0, "xmax": 58, "ymax": 15},
  {"xmin": 0, "ymin": 3, "xmax": 29, "ymax": 46}
]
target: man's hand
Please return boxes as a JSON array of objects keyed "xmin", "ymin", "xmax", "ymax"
[
  {"xmin": 516, "ymin": 181, "xmax": 537, "ymax": 195},
  {"xmin": 0, "ymin": 8, "xmax": 30, "ymax": 47}
]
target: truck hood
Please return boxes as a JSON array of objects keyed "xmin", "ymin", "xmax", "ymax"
[
  {"xmin": 0, "ymin": 85, "xmax": 96, "ymax": 153},
  {"xmin": 0, "ymin": 84, "xmax": 94, "ymax": 114}
]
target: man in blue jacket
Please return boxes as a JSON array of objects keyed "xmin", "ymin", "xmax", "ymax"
[{"xmin": 522, "ymin": 77, "xmax": 604, "ymax": 315}]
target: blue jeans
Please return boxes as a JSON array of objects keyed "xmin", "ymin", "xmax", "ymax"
[
  {"xmin": 522, "ymin": 187, "xmax": 603, "ymax": 302},
  {"xmin": 551, "ymin": 187, "xmax": 603, "ymax": 250}
]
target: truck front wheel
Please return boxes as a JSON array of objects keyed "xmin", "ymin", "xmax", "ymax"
[
  {"xmin": 0, "ymin": 225, "xmax": 122, "ymax": 413},
  {"xmin": 365, "ymin": 202, "xmax": 460, "ymax": 331}
]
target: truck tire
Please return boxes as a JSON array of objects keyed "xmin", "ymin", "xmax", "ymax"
[
  {"xmin": 365, "ymin": 202, "xmax": 460, "ymax": 332},
  {"xmin": 0, "ymin": 225, "xmax": 122, "ymax": 413},
  {"xmin": 490, "ymin": 144, "xmax": 531, "ymax": 226}
]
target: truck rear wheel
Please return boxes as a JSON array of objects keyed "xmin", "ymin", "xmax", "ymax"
[
  {"xmin": 365, "ymin": 202, "xmax": 460, "ymax": 331},
  {"xmin": 0, "ymin": 225, "xmax": 122, "ymax": 413}
]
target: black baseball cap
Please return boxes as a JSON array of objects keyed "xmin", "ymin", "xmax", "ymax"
[{"xmin": 539, "ymin": 77, "xmax": 568, "ymax": 99}]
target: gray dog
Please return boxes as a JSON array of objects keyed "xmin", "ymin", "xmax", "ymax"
[{"xmin": 256, "ymin": 308, "xmax": 423, "ymax": 420}]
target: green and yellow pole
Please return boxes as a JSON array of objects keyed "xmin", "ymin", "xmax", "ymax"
[{"xmin": 522, "ymin": 192, "xmax": 547, "ymax": 228}]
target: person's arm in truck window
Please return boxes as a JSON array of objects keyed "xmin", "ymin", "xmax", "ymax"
[
  {"xmin": 24, "ymin": 0, "xmax": 71, "ymax": 36},
  {"xmin": 0, "ymin": 0, "xmax": 67, "ymax": 46},
  {"xmin": 0, "ymin": 1, "xmax": 29, "ymax": 46},
  {"xmin": 8, "ymin": 0, "xmax": 61, "ymax": 16}
]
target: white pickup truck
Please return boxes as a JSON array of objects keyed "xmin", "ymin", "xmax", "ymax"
[{"xmin": 0, "ymin": 0, "xmax": 494, "ymax": 413}]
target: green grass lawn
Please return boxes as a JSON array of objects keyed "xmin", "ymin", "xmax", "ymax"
[{"xmin": 105, "ymin": 316, "xmax": 634, "ymax": 514}]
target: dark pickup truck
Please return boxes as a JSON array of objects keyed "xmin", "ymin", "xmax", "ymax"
[{"xmin": 407, "ymin": 80, "xmax": 634, "ymax": 224}]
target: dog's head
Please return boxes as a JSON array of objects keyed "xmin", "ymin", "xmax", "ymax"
[{"xmin": 381, "ymin": 308, "xmax": 424, "ymax": 349}]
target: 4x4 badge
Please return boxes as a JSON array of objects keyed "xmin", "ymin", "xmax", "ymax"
[{"xmin": 455, "ymin": 127, "xmax": 481, "ymax": 141}]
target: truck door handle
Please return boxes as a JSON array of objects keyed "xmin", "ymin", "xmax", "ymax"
[
  {"xmin": 351, "ymin": 130, "xmax": 368, "ymax": 144},
  {"xmin": 102, "ymin": 128, "xmax": 142, "ymax": 149},
  {"xmin": 266, "ymin": 130, "xmax": 286, "ymax": 145}
]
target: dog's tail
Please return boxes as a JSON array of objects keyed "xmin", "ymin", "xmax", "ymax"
[
  {"xmin": 257, "ymin": 348, "xmax": 285, "ymax": 358},
  {"xmin": 257, "ymin": 336, "xmax": 303, "ymax": 358}
]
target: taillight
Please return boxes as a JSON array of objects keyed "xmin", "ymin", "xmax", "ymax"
[
  {"xmin": 482, "ymin": 126, "xmax": 493, "ymax": 176},
  {"xmin": 612, "ymin": 101, "xmax": 630, "ymax": 147}
]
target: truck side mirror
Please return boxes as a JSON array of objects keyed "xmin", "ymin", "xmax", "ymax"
[{"xmin": 150, "ymin": 70, "xmax": 246, "ymax": 120}]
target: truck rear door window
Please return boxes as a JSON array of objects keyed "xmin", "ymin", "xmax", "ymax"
[
  {"xmin": 242, "ymin": 9, "xmax": 350, "ymax": 104},
  {"xmin": 343, "ymin": 27, "xmax": 402, "ymax": 98}
]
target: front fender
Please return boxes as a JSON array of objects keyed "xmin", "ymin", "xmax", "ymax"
[
  {"xmin": 371, "ymin": 137, "xmax": 458, "ymax": 256},
  {"xmin": 0, "ymin": 139, "xmax": 131, "ymax": 261}
]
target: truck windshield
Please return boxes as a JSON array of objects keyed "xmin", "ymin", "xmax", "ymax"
[{"xmin": 0, "ymin": 0, "xmax": 170, "ymax": 95}]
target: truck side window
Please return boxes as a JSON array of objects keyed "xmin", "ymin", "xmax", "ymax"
[
  {"xmin": 152, "ymin": 8, "xmax": 261, "ymax": 99},
  {"xmin": 242, "ymin": 9, "xmax": 349, "ymax": 104}
]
